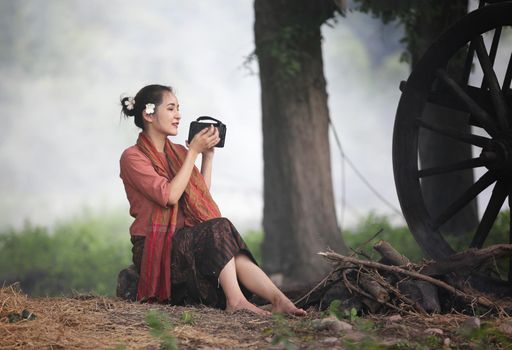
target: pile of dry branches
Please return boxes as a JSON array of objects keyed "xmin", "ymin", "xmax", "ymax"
[{"xmin": 295, "ymin": 241, "xmax": 512, "ymax": 316}]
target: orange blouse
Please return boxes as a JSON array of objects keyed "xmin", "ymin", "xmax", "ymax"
[{"xmin": 119, "ymin": 145, "xmax": 185, "ymax": 236}]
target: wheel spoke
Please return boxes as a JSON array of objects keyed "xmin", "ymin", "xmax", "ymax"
[
  {"xmin": 509, "ymin": 186, "xmax": 512, "ymax": 282},
  {"xmin": 489, "ymin": 27, "xmax": 501, "ymax": 67},
  {"xmin": 503, "ymin": 52, "xmax": 512, "ymax": 93},
  {"xmin": 462, "ymin": 42, "xmax": 475, "ymax": 86},
  {"xmin": 469, "ymin": 181, "xmax": 507, "ymax": 248},
  {"xmin": 416, "ymin": 118, "xmax": 490, "ymax": 148},
  {"xmin": 474, "ymin": 35, "xmax": 509, "ymax": 129},
  {"xmin": 418, "ymin": 157, "xmax": 486, "ymax": 178},
  {"xmin": 433, "ymin": 171, "xmax": 497, "ymax": 230},
  {"xmin": 436, "ymin": 69, "xmax": 498, "ymax": 136},
  {"xmin": 480, "ymin": 28, "xmax": 501, "ymax": 90}
]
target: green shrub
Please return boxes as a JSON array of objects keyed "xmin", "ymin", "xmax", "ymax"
[
  {"xmin": 344, "ymin": 210, "xmax": 512, "ymax": 277},
  {"xmin": 241, "ymin": 212, "xmax": 424, "ymax": 265},
  {"xmin": 445, "ymin": 210, "xmax": 511, "ymax": 279},
  {"xmin": 445, "ymin": 210, "xmax": 510, "ymax": 250},
  {"xmin": 343, "ymin": 211, "xmax": 424, "ymax": 262},
  {"xmin": 242, "ymin": 230, "xmax": 263, "ymax": 265},
  {"xmin": 146, "ymin": 309, "xmax": 178, "ymax": 350},
  {"xmin": 6, "ymin": 209, "xmax": 506, "ymax": 297},
  {"xmin": 0, "ymin": 209, "xmax": 132, "ymax": 296}
]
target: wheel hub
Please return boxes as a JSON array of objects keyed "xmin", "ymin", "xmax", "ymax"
[{"xmin": 482, "ymin": 130, "xmax": 512, "ymax": 175}]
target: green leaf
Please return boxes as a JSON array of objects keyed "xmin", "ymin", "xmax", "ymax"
[{"xmin": 180, "ymin": 311, "xmax": 195, "ymax": 325}]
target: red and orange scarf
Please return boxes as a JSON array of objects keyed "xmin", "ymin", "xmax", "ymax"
[{"xmin": 136, "ymin": 132, "xmax": 221, "ymax": 302}]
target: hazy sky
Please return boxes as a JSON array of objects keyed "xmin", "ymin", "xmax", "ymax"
[{"xmin": 3, "ymin": 0, "xmax": 497, "ymax": 233}]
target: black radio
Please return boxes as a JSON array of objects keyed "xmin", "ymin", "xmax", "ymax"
[{"xmin": 187, "ymin": 116, "xmax": 226, "ymax": 148}]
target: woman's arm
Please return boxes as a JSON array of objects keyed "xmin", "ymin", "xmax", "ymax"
[
  {"xmin": 200, "ymin": 127, "xmax": 219, "ymax": 190},
  {"xmin": 201, "ymin": 152, "xmax": 214, "ymax": 190},
  {"xmin": 168, "ymin": 126, "xmax": 219, "ymax": 205},
  {"xmin": 167, "ymin": 148, "xmax": 200, "ymax": 205}
]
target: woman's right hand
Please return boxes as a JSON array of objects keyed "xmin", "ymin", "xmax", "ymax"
[
  {"xmin": 188, "ymin": 126, "xmax": 219, "ymax": 154},
  {"xmin": 168, "ymin": 125, "xmax": 219, "ymax": 206}
]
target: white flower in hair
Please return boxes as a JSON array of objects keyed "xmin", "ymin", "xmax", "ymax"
[
  {"xmin": 124, "ymin": 96, "xmax": 135, "ymax": 110},
  {"xmin": 145, "ymin": 103, "xmax": 155, "ymax": 114}
]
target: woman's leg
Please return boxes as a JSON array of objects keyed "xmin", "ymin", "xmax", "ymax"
[
  {"xmin": 234, "ymin": 254, "xmax": 306, "ymax": 316},
  {"xmin": 218, "ymin": 257, "xmax": 270, "ymax": 315}
]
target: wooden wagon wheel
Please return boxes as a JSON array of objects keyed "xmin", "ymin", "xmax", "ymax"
[{"xmin": 393, "ymin": 2, "xmax": 512, "ymax": 273}]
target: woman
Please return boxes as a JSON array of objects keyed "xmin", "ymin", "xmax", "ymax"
[{"xmin": 119, "ymin": 84, "xmax": 306, "ymax": 316}]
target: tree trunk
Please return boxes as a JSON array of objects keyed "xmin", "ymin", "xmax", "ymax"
[
  {"xmin": 409, "ymin": 0, "xmax": 478, "ymax": 235},
  {"xmin": 254, "ymin": 0, "xmax": 348, "ymax": 285}
]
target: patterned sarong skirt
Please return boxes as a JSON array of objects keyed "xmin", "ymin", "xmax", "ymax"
[{"xmin": 131, "ymin": 217, "xmax": 256, "ymax": 308}]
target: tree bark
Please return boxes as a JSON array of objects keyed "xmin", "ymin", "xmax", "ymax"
[
  {"xmin": 409, "ymin": 1, "xmax": 479, "ymax": 236},
  {"xmin": 254, "ymin": 0, "xmax": 348, "ymax": 285}
]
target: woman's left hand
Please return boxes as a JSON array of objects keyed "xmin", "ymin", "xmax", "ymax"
[
  {"xmin": 198, "ymin": 126, "xmax": 218, "ymax": 189},
  {"xmin": 202, "ymin": 127, "xmax": 220, "ymax": 158},
  {"xmin": 185, "ymin": 126, "xmax": 219, "ymax": 158}
]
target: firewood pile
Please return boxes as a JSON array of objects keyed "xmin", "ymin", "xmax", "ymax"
[{"xmin": 294, "ymin": 240, "xmax": 512, "ymax": 316}]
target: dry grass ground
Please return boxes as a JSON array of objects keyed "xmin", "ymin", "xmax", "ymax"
[{"xmin": 2, "ymin": 284, "xmax": 512, "ymax": 349}]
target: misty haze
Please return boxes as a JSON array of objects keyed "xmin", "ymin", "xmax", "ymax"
[{"xmin": 0, "ymin": 1, "xmax": 414, "ymax": 233}]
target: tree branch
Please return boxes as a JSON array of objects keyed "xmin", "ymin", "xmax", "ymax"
[{"xmin": 319, "ymin": 251, "xmax": 501, "ymax": 311}]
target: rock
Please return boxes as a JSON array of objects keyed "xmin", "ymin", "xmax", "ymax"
[
  {"xmin": 6, "ymin": 310, "xmax": 36, "ymax": 322},
  {"xmin": 424, "ymin": 328, "xmax": 443, "ymax": 335},
  {"xmin": 319, "ymin": 282, "xmax": 363, "ymax": 313},
  {"xmin": 312, "ymin": 318, "xmax": 326, "ymax": 330},
  {"xmin": 443, "ymin": 338, "xmax": 451, "ymax": 347},
  {"xmin": 7, "ymin": 312, "xmax": 21, "ymax": 323},
  {"xmin": 416, "ymin": 281, "xmax": 441, "ymax": 313},
  {"xmin": 387, "ymin": 314, "xmax": 402, "ymax": 322},
  {"xmin": 321, "ymin": 337, "xmax": 338, "ymax": 344},
  {"xmin": 312, "ymin": 316, "xmax": 353, "ymax": 332},
  {"xmin": 343, "ymin": 329, "xmax": 368, "ymax": 342},
  {"xmin": 398, "ymin": 280, "xmax": 440, "ymax": 313},
  {"xmin": 360, "ymin": 296, "xmax": 382, "ymax": 314},
  {"xmin": 463, "ymin": 317, "xmax": 481, "ymax": 330},
  {"xmin": 116, "ymin": 265, "xmax": 139, "ymax": 301},
  {"xmin": 21, "ymin": 309, "xmax": 36, "ymax": 320},
  {"xmin": 457, "ymin": 317, "xmax": 481, "ymax": 336},
  {"xmin": 498, "ymin": 320, "xmax": 512, "ymax": 336}
]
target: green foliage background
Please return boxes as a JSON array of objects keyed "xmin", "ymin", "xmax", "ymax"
[
  {"xmin": 2, "ymin": 210, "xmax": 510, "ymax": 297},
  {"xmin": 0, "ymin": 209, "xmax": 132, "ymax": 297},
  {"xmin": 244, "ymin": 210, "xmax": 512, "ymax": 268}
]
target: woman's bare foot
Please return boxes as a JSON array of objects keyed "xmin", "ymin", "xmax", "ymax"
[
  {"xmin": 272, "ymin": 297, "xmax": 307, "ymax": 316},
  {"xmin": 226, "ymin": 298, "xmax": 271, "ymax": 316}
]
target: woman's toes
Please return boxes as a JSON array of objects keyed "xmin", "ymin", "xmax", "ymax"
[
  {"xmin": 226, "ymin": 299, "xmax": 271, "ymax": 316},
  {"xmin": 272, "ymin": 298, "xmax": 307, "ymax": 316}
]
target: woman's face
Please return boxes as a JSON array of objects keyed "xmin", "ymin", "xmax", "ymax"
[{"xmin": 148, "ymin": 91, "xmax": 181, "ymax": 136}]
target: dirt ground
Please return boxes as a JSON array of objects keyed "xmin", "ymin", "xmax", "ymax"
[{"xmin": 2, "ymin": 285, "xmax": 512, "ymax": 349}]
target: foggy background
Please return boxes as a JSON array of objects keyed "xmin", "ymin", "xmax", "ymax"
[{"xmin": 2, "ymin": 0, "xmax": 492, "ymax": 233}]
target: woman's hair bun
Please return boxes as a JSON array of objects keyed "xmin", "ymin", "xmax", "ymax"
[
  {"xmin": 120, "ymin": 96, "xmax": 136, "ymax": 117},
  {"xmin": 119, "ymin": 85, "xmax": 173, "ymax": 130}
]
